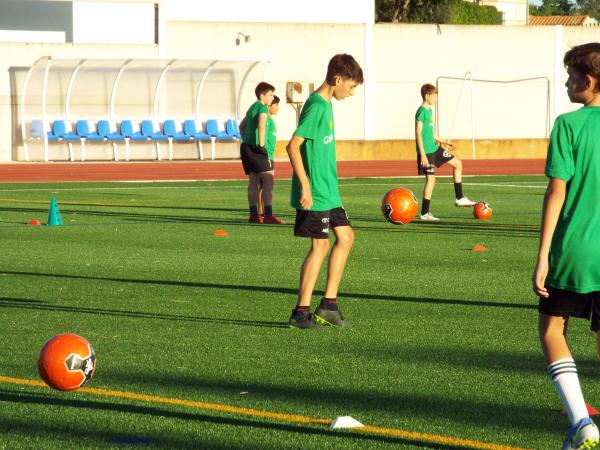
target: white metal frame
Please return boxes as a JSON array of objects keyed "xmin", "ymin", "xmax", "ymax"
[
  {"xmin": 20, "ymin": 57, "xmax": 271, "ymax": 162},
  {"xmin": 436, "ymin": 73, "xmax": 551, "ymax": 160}
]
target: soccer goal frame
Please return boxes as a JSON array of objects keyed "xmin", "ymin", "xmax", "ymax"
[{"xmin": 435, "ymin": 72, "xmax": 551, "ymax": 159}]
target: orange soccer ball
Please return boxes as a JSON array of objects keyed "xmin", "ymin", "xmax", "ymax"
[
  {"xmin": 381, "ymin": 188, "xmax": 419, "ymax": 225},
  {"xmin": 38, "ymin": 333, "xmax": 96, "ymax": 391},
  {"xmin": 473, "ymin": 201, "xmax": 493, "ymax": 220}
]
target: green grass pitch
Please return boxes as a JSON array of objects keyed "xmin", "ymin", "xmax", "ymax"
[{"xmin": 1, "ymin": 175, "xmax": 599, "ymax": 449}]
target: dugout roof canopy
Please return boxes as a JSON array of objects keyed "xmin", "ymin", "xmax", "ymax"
[{"xmin": 20, "ymin": 56, "xmax": 270, "ymax": 132}]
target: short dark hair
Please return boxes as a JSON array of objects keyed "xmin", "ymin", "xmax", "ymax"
[
  {"xmin": 325, "ymin": 54, "xmax": 364, "ymax": 86},
  {"xmin": 271, "ymin": 95, "xmax": 280, "ymax": 105},
  {"xmin": 420, "ymin": 83, "xmax": 437, "ymax": 100},
  {"xmin": 255, "ymin": 82, "xmax": 275, "ymax": 98},
  {"xmin": 564, "ymin": 42, "xmax": 600, "ymax": 91}
]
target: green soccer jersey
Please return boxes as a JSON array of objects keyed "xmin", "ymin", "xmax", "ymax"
[
  {"xmin": 290, "ymin": 92, "xmax": 341, "ymax": 211},
  {"xmin": 415, "ymin": 105, "xmax": 437, "ymax": 154},
  {"xmin": 545, "ymin": 106, "xmax": 600, "ymax": 293},
  {"xmin": 242, "ymin": 101, "xmax": 269, "ymax": 147},
  {"xmin": 265, "ymin": 115, "xmax": 277, "ymax": 160}
]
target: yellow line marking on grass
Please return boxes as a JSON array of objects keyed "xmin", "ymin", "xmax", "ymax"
[{"xmin": 0, "ymin": 375, "xmax": 529, "ymax": 450}]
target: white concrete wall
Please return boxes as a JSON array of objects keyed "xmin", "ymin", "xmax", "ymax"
[{"xmin": 2, "ymin": 18, "xmax": 600, "ymax": 161}]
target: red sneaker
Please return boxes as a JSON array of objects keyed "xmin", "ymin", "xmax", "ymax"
[
  {"xmin": 249, "ymin": 215, "xmax": 263, "ymax": 224},
  {"xmin": 263, "ymin": 215, "xmax": 285, "ymax": 224}
]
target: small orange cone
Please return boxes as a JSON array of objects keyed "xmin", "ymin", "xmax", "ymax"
[
  {"xmin": 560, "ymin": 403, "xmax": 600, "ymax": 416},
  {"xmin": 27, "ymin": 219, "xmax": 42, "ymax": 226},
  {"xmin": 472, "ymin": 245, "xmax": 487, "ymax": 252},
  {"xmin": 214, "ymin": 229, "xmax": 228, "ymax": 237}
]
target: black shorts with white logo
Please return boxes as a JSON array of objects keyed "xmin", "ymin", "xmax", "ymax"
[
  {"xmin": 240, "ymin": 143, "xmax": 273, "ymax": 174},
  {"xmin": 294, "ymin": 207, "xmax": 351, "ymax": 239},
  {"xmin": 538, "ymin": 286, "xmax": 600, "ymax": 331},
  {"xmin": 417, "ymin": 147, "xmax": 455, "ymax": 175}
]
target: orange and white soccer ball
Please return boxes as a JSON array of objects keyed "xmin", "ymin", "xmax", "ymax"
[
  {"xmin": 381, "ymin": 188, "xmax": 419, "ymax": 225},
  {"xmin": 38, "ymin": 333, "xmax": 96, "ymax": 391},
  {"xmin": 473, "ymin": 201, "xmax": 492, "ymax": 220}
]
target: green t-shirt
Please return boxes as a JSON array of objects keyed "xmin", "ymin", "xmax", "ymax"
[
  {"xmin": 265, "ymin": 115, "xmax": 277, "ymax": 160},
  {"xmin": 545, "ymin": 106, "xmax": 600, "ymax": 293},
  {"xmin": 242, "ymin": 101, "xmax": 269, "ymax": 147},
  {"xmin": 290, "ymin": 92, "xmax": 341, "ymax": 211},
  {"xmin": 415, "ymin": 105, "xmax": 437, "ymax": 154}
]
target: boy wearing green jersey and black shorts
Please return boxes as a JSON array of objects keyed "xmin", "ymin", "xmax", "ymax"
[
  {"xmin": 286, "ymin": 54, "xmax": 363, "ymax": 329},
  {"xmin": 258, "ymin": 95, "xmax": 281, "ymax": 218},
  {"xmin": 240, "ymin": 82, "xmax": 283, "ymax": 224},
  {"xmin": 533, "ymin": 43, "xmax": 600, "ymax": 450},
  {"xmin": 416, "ymin": 83, "xmax": 475, "ymax": 221}
]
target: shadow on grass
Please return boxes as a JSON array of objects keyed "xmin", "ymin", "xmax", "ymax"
[
  {"xmin": 0, "ymin": 297, "xmax": 288, "ymax": 329},
  {"xmin": 98, "ymin": 369, "xmax": 560, "ymax": 438},
  {"xmin": 0, "ymin": 270, "xmax": 536, "ymax": 311},
  {"xmin": 0, "ymin": 390, "xmax": 462, "ymax": 449}
]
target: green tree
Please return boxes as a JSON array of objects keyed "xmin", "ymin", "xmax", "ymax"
[
  {"xmin": 530, "ymin": 0, "xmax": 574, "ymax": 15},
  {"xmin": 375, "ymin": 0, "xmax": 501, "ymax": 24},
  {"xmin": 575, "ymin": 0, "xmax": 600, "ymax": 20}
]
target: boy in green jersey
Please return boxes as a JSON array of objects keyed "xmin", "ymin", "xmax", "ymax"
[
  {"xmin": 258, "ymin": 95, "xmax": 281, "ymax": 218},
  {"xmin": 286, "ymin": 54, "xmax": 363, "ymax": 329},
  {"xmin": 533, "ymin": 43, "xmax": 600, "ymax": 450},
  {"xmin": 416, "ymin": 84, "xmax": 475, "ymax": 221},
  {"xmin": 240, "ymin": 82, "xmax": 283, "ymax": 224}
]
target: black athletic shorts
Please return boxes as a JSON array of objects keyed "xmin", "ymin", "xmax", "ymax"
[
  {"xmin": 417, "ymin": 147, "xmax": 455, "ymax": 175},
  {"xmin": 294, "ymin": 207, "xmax": 351, "ymax": 239},
  {"xmin": 538, "ymin": 286, "xmax": 600, "ymax": 331},
  {"xmin": 240, "ymin": 143, "xmax": 273, "ymax": 174}
]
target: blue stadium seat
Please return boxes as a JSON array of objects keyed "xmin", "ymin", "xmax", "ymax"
[
  {"xmin": 119, "ymin": 120, "xmax": 146, "ymax": 161},
  {"xmin": 96, "ymin": 120, "xmax": 124, "ymax": 161},
  {"xmin": 141, "ymin": 120, "xmax": 168, "ymax": 160},
  {"xmin": 163, "ymin": 119, "xmax": 192, "ymax": 160},
  {"xmin": 49, "ymin": 120, "xmax": 79, "ymax": 161},
  {"xmin": 225, "ymin": 119, "xmax": 241, "ymax": 140},
  {"xmin": 183, "ymin": 119, "xmax": 213, "ymax": 160},
  {"xmin": 30, "ymin": 120, "xmax": 47, "ymax": 139},
  {"xmin": 205, "ymin": 119, "xmax": 230, "ymax": 140},
  {"xmin": 76, "ymin": 120, "xmax": 105, "ymax": 161}
]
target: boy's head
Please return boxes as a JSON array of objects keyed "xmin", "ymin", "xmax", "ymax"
[
  {"xmin": 325, "ymin": 54, "xmax": 364, "ymax": 101},
  {"xmin": 421, "ymin": 84, "xmax": 438, "ymax": 106},
  {"xmin": 255, "ymin": 81, "xmax": 275, "ymax": 105},
  {"xmin": 268, "ymin": 95, "xmax": 280, "ymax": 115},
  {"xmin": 564, "ymin": 43, "xmax": 600, "ymax": 103}
]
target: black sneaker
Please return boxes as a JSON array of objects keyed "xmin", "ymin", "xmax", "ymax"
[
  {"xmin": 314, "ymin": 301, "xmax": 350, "ymax": 327},
  {"xmin": 288, "ymin": 310, "xmax": 326, "ymax": 329}
]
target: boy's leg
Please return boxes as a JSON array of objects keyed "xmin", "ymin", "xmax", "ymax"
[
  {"xmin": 447, "ymin": 158, "xmax": 476, "ymax": 206},
  {"xmin": 247, "ymin": 172, "xmax": 261, "ymax": 222},
  {"xmin": 260, "ymin": 171, "xmax": 284, "ymax": 224},
  {"xmin": 323, "ymin": 225, "xmax": 354, "ymax": 300},
  {"xmin": 297, "ymin": 238, "xmax": 330, "ymax": 307},
  {"xmin": 539, "ymin": 313, "xmax": 590, "ymax": 427},
  {"xmin": 420, "ymin": 174, "xmax": 438, "ymax": 220}
]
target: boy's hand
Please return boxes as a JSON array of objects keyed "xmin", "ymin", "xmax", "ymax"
[
  {"xmin": 441, "ymin": 142, "xmax": 455, "ymax": 151},
  {"xmin": 532, "ymin": 258, "xmax": 549, "ymax": 298},
  {"xmin": 420, "ymin": 153, "xmax": 429, "ymax": 168},
  {"xmin": 300, "ymin": 183, "xmax": 313, "ymax": 210}
]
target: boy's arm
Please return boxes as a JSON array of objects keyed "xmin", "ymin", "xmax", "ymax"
[
  {"xmin": 532, "ymin": 177, "xmax": 567, "ymax": 297},
  {"xmin": 415, "ymin": 121, "xmax": 429, "ymax": 168},
  {"xmin": 238, "ymin": 118, "xmax": 246, "ymax": 135},
  {"xmin": 286, "ymin": 135, "xmax": 312, "ymax": 210},
  {"xmin": 257, "ymin": 113, "xmax": 267, "ymax": 149}
]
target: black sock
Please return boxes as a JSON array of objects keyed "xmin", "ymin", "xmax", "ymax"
[
  {"xmin": 454, "ymin": 183, "xmax": 464, "ymax": 200},
  {"xmin": 322, "ymin": 297, "xmax": 338, "ymax": 311},
  {"xmin": 294, "ymin": 305, "xmax": 310, "ymax": 315},
  {"xmin": 265, "ymin": 205, "xmax": 272, "ymax": 217},
  {"xmin": 421, "ymin": 198, "xmax": 431, "ymax": 215},
  {"xmin": 250, "ymin": 205, "xmax": 258, "ymax": 216}
]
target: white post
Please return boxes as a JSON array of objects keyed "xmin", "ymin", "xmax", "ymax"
[
  {"xmin": 41, "ymin": 58, "xmax": 52, "ymax": 162},
  {"xmin": 363, "ymin": 20, "xmax": 374, "ymax": 140},
  {"xmin": 553, "ymin": 25, "xmax": 564, "ymax": 120}
]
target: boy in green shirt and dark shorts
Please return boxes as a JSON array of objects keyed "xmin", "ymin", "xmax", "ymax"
[
  {"xmin": 286, "ymin": 54, "xmax": 363, "ymax": 329},
  {"xmin": 533, "ymin": 42, "xmax": 600, "ymax": 450},
  {"xmin": 415, "ymin": 84, "xmax": 475, "ymax": 221},
  {"xmin": 240, "ymin": 82, "xmax": 283, "ymax": 224}
]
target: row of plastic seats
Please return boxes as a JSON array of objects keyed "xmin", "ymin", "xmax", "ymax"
[{"xmin": 30, "ymin": 118, "xmax": 241, "ymax": 161}]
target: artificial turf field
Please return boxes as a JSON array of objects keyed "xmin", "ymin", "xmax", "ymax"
[{"xmin": 1, "ymin": 175, "xmax": 599, "ymax": 450}]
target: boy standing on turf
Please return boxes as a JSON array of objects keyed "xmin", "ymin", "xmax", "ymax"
[
  {"xmin": 240, "ymin": 82, "xmax": 283, "ymax": 224},
  {"xmin": 533, "ymin": 42, "xmax": 600, "ymax": 450},
  {"xmin": 286, "ymin": 54, "xmax": 363, "ymax": 329},
  {"xmin": 415, "ymin": 84, "xmax": 475, "ymax": 221},
  {"xmin": 258, "ymin": 95, "xmax": 281, "ymax": 218}
]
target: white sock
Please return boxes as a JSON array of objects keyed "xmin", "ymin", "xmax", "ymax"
[{"xmin": 548, "ymin": 358, "xmax": 589, "ymax": 425}]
